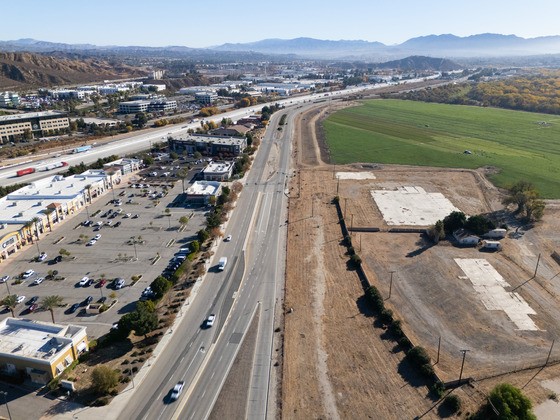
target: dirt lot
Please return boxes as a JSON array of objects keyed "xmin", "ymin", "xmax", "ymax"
[{"xmin": 282, "ymin": 103, "xmax": 560, "ymax": 419}]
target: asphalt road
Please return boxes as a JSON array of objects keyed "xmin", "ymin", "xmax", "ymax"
[{"xmin": 0, "ymin": 82, "xmax": 386, "ymax": 187}]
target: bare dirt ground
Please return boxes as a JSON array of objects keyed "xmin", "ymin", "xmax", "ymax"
[{"xmin": 282, "ymin": 103, "xmax": 560, "ymax": 419}]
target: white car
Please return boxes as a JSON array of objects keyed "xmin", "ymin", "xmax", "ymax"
[
  {"xmin": 205, "ymin": 314, "xmax": 216, "ymax": 328},
  {"xmin": 22, "ymin": 269, "xmax": 35, "ymax": 279},
  {"xmin": 225, "ymin": 235, "xmax": 232, "ymax": 242},
  {"xmin": 16, "ymin": 295, "xmax": 25, "ymax": 304},
  {"xmin": 86, "ymin": 239, "xmax": 97, "ymax": 246},
  {"xmin": 37, "ymin": 252, "xmax": 47, "ymax": 262},
  {"xmin": 93, "ymin": 234, "xmax": 102, "ymax": 241},
  {"xmin": 123, "ymin": 213, "xmax": 131, "ymax": 218},
  {"xmin": 0, "ymin": 275, "xmax": 9, "ymax": 283},
  {"xmin": 79, "ymin": 276, "xmax": 89, "ymax": 287},
  {"xmin": 170, "ymin": 381, "xmax": 185, "ymax": 401},
  {"xmin": 33, "ymin": 277, "xmax": 45, "ymax": 285}
]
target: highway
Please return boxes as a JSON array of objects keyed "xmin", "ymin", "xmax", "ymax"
[
  {"xmin": 115, "ymin": 102, "xmax": 298, "ymax": 420},
  {"xmin": 0, "ymin": 82, "xmax": 386, "ymax": 187},
  {"xmin": 3, "ymin": 78, "xmax": 441, "ymax": 420}
]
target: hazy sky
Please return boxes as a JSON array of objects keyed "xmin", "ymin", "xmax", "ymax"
[{"xmin": 4, "ymin": 0, "xmax": 559, "ymax": 47}]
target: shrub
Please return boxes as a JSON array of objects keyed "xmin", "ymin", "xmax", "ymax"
[
  {"xmin": 350, "ymin": 254, "xmax": 362, "ymax": 265},
  {"xmin": 407, "ymin": 346, "xmax": 431, "ymax": 366},
  {"xmin": 442, "ymin": 394, "xmax": 462, "ymax": 413},
  {"xmin": 91, "ymin": 366, "xmax": 119, "ymax": 395},
  {"xmin": 430, "ymin": 380, "xmax": 446, "ymax": 399}
]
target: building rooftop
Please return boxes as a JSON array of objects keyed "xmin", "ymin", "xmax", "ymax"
[
  {"xmin": 172, "ymin": 134, "xmax": 246, "ymax": 147},
  {"xmin": 0, "ymin": 318, "xmax": 86, "ymax": 363},
  {"xmin": 186, "ymin": 181, "xmax": 220, "ymax": 196},
  {"xmin": 202, "ymin": 162, "xmax": 233, "ymax": 174},
  {"xmin": 0, "ymin": 173, "xmax": 106, "ymax": 225},
  {"xmin": 0, "ymin": 111, "xmax": 67, "ymax": 123}
]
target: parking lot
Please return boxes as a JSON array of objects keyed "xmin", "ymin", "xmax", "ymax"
[{"xmin": 0, "ymin": 175, "xmax": 208, "ymax": 340}]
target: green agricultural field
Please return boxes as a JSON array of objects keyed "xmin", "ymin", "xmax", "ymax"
[{"xmin": 324, "ymin": 99, "xmax": 560, "ymax": 198}]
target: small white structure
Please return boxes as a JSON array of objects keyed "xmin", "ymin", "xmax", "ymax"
[
  {"xmin": 485, "ymin": 228, "xmax": 507, "ymax": 239},
  {"xmin": 454, "ymin": 229, "xmax": 480, "ymax": 246},
  {"xmin": 481, "ymin": 240, "xmax": 502, "ymax": 251}
]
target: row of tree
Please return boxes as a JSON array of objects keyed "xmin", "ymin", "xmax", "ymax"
[{"xmin": 393, "ymin": 74, "xmax": 560, "ymax": 115}]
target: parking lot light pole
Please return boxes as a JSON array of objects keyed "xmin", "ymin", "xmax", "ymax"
[
  {"xmin": 0, "ymin": 391, "xmax": 13, "ymax": 420},
  {"xmin": 131, "ymin": 237, "xmax": 138, "ymax": 261},
  {"xmin": 4, "ymin": 280, "xmax": 10, "ymax": 296},
  {"xmin": 458, "ymin": 349, "xmax": 470, "ymax": 386}
]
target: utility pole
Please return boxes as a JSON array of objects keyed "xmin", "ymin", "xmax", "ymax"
[
  {"xmin": 336, "ymin": 176, "xmax": 340, "ymax": 195},
  {"xmin": 344, "ymin": 198, "xmax": 348, "ymax": 219},
  {"xmin": 545, "ymin": 339, "xmax": 555, "ymax": 366},
  {"xmin": 436, "ymin": 336, "xmax": 441, "ymax": 365},
  {"xmin": 458, "ymin": 349, "xmax": 470, "ymax": 386},
  {"xmin": 350, "ymin": 214, "xmax": 354, "ymax": 235},
  {"xmin": 311, "ymin": 199, "xmax": 314, "ymax": 218},
  {"xmin": 533, "ymin": 253, "xmax": 541, "ymax": 278}
]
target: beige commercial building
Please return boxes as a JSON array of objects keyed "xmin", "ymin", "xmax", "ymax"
[
  {"xmin": 0, "ymin": 111, "xmax": 69, "ymax": 143},
  {"xmin": 0, "ymin": 318, "xmax": 88, "ymax": 384}
]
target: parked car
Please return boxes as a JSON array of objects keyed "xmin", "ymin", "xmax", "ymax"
[
  {"xmin": 98, "ymin": 296, "xmax": 107, "ymax": 304},
  {"xmin": 86, "ymin": 239, "xmax": 97, "ymax": 246},
  {"xmin": 170, "ymin": 381, "xmax": 185, "ymax": 401},
  {"xmin": 68, "ymin": 303, "xmax": 80, "ymax": 314},
  {"xmin": 28, "ymin": 303, "xmax": 38, "ymax": 313},
  {"xmin": 22, "ymin": 269, "xmax": 35, "ymax": 279},
  {"xmin": 27, "ymin": 296, "xmax": 39, "ymax": 305},
  {"xmin": 132, "ymin": 214, "xmax": 139, "ymax": 219},
  {"xmin": 37, "ymin": 252, "xmax": 48, "ymax": 261},
  {"xmin": 16, "ymin": 295, "xmax": 26, "ymax": 304},
  {"xmin": 83, "ymin": 296, "xmax": 93, "ymax": 306},
  {"xmin": 105, "ymin": 220, "xmax": 113, "ymax": 226},
  {"xmin": 0, "ymin": 275, "xmax": 9, "ymax": 283},
  {"xmin": 115, "ymin": 278, "xmax": 125, "ymax": 289},
  {"xmin": 97, "ymin": 279, "xmax": 107, "ymax": 288},
  {"xmin": 33, "ymin": 277, "xmax": 45, "ymax": 285},
  {"xmin": 93, "ymin": 234, "xmax": 101, "ymax": 241},
  {"xmin": 83, "ymin": 220, "xmax": 92, "ymax": 227},
  {"xmin": 114, "ymin": 221, "xmax": 121, "ymax": 228},
  {"xmin": 53, "ymin": 255, "xmax": 63, "ymax": 264},
  {"xmin": 79, "ymin": 276, "xmax": 89, "ymax": 287},
  {"xmin": 225, "ymin": 235, "xmax": 232, "ymax": 242},
  {"xmin": 123, "ymin": 213, "xmax": 131, "ymax": 218}
]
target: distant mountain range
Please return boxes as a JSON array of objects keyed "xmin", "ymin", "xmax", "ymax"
[
  {"xmin": 1, "ymin": 33, "xmax": 560, "ymax": 60},
  {"xmin": 211, "ymin": 34, "xmax": 560, "ymax": 59}
]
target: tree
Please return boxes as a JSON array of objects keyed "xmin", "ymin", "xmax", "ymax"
[
  {"xmin": 179, "ymin": 216, "xmax": 189, "ymax": 229},
  {"xmin": 176, "ymin": 168, "xmax": 189, "ymax": 193},
  {"xmin": 483, "ymin": 383, "xmax": 536, "ymax": 420},
  {"xmin": 197, "ymin": 229, "xmax": 210, "ymax": 243},
  {"xmin": 134, "ymin": 112, "xmax": 148, "ymax": 128},
  {"xmin": 41, "ymin": 295, "xmax": 64, "ymax": 323},
  {"xmin": 428, "ymin": 220, "xmax": 445, "ymax": 243},
  {"xmin": 465, "ymin": 215, "xmax": 495, "ymax": 235},
  {"xmin": 502, "ymin": 181, "xmax": 545, "ymax": 221},
  {"xmin": 91, "ymin": 365, "xmax": 119, "ymax": 395},
  {"xmin": 150, "ymin": 276, "xmax": 172, "ymax": 299},
  {"xmin": 443, "ymin": 211, "xmax": 466, "ymax": 235},
  {"xmin": 189, "ymin": 240, "xmax": 200, "ymax": 254},
  {"xmin": 2, "ymin": 295, "xmax": 18, "ymax": 317},
  {"xmin": 132, "ymin": 301, "xmax": 158, "ymax": 339}
]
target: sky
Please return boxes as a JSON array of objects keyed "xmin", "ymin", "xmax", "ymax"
[{"xmin": 3, "ymin": 0, "xmax": 560, "ymax": 48}]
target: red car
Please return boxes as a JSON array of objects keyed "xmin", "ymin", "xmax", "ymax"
[
  {"xmin": 28, "ymin": 304, "xmax": 38, "ymax": 313},
  {"xmin": 97, "ymin": 279, "xmax": 107, "ymax": 288}
]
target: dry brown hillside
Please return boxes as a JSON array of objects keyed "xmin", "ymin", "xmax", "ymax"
[{"xmin": 0, "ymin": 52, "xmax": 146, "ymax": 89}]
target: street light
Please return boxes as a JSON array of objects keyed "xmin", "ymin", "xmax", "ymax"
[
  {"xmin": 131, "ymin": 237, "xmax": 138, "ymax": 261},
  {"xmin": 458, "ymin": 349, "xmax": 470, "ymax": 386},
  {"xmin": 3, "ymin": 280, "xmax": 10, "ymax": 296},
  {"xmin": 0, "ymin": 391, "xmax": 13, "ymax": 420}
]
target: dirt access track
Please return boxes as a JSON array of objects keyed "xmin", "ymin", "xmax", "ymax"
[{"xmin": 282, "ymin": 100, "xmax": 560, "ymax": 419}]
